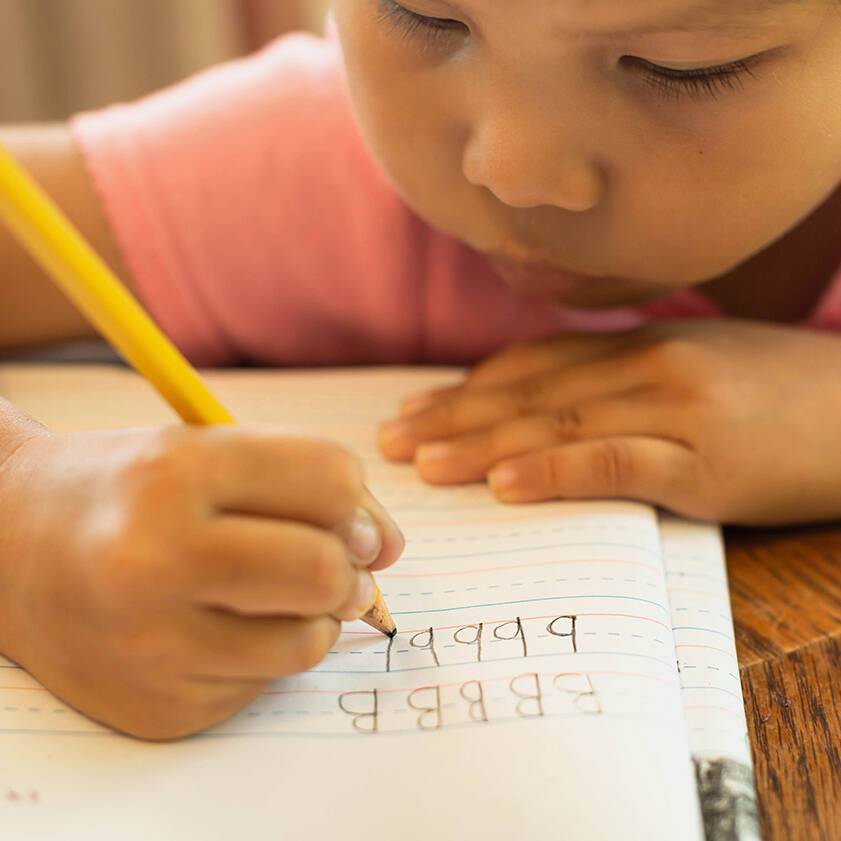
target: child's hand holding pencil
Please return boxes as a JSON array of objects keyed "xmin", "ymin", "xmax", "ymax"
[{"xmin": 0, "ymin": 418, "xmax": 403, "ymax": 739}]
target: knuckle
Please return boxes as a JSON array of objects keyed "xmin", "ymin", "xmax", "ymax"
[
  {"xmin": 306, "ymin": 535, "xmax": 352, "ymax": 610},
  {"xmin": 429, "ymin": 397, "xmax": 463, "ymax": 430},
  {"xmin": 590, "ymin": 441, "xmax": 634, "ymax": 496},
  {"xmin": 505, "ymin": 376, "xmax": 547, "ymax": 415},
  {"xmin": 546, "ymin": 407, "xmax": 584, "ymax": 442},
  {"xmin": 643, "ymin": 337, "xmax": 703, "ymax": 377},
  {"xmin": 122, "ymin": 429, "xmax": 206, "ymax": 503},
  {"xmin": 540, "ymin": 452, "xmax": 567, "ymax": 495},
  {"xmin": 290, "ymin": 619, "xmax": 338, "ymax": 673}
]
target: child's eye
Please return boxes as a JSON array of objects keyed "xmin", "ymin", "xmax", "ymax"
[
  {"xmin": 624, "ymin": 56, "xmax": 759, "ymax": 102},
  {"xmin": 378, "ymin": 0, "xmax": 468, "ymax": 43}
]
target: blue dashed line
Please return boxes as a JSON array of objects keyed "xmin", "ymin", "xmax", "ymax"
[
  {"xmin": 682, "ymin": 685, "xmax": 742, "ymax": 701},
  {"xmin": 673, "ymin": 626, "xmax": 734, "ymax": 641}
]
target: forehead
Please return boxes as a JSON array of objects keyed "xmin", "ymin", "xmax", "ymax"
[{"xmin": 476, "ymin": 0, "xmax": 805, "ymax": 34}]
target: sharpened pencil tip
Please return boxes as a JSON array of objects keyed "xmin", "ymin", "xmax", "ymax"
[{"xmin": 388, "ymin": 628, "xmax": 398, "ymax": 638}]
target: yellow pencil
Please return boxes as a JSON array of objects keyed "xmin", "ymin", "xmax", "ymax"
[{"xmin": 0, "ymin": 140, "xmax": 395, "ymax": 637}]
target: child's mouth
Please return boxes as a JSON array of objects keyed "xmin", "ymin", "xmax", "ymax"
[{"xmin": 486, "ymin": 255, "xmax": 610, "ymax": 301}]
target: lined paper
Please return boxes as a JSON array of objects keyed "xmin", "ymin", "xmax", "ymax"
[{"xmin": 0, "ymin": 365, "xmax": 754, "ymax": 840}]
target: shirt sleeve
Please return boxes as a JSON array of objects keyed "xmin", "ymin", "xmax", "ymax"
[{"xmin": 71, "ymin": 34, "xmax": 426, "ymax": 366}]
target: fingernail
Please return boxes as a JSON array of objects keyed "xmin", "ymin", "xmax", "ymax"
[
  {"xmin": 379, "ymin": 420, "xmax": 410, "ymax": 447},
  {"xmin": 378, "ymin": 421, "xmax": 415, "ymax": 459},
  {"xmin": 399, "ymin": 393, "xmax": 436, "ymax": 417},
  {"xmin": 489, "ymin": 464, "xmax": 520, "ymax": 496},
  {"xmin": 416, "ymin": 441, "xmax": 454, "ymax": 464},
  {"xmin": 348, "ymin": 508, "xmax": 382, "ymax": 564},
  {"xmin": 354, "ymin": 571, "xmax": 379, "ymax": 617}
]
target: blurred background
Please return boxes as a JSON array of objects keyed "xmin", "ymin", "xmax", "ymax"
[{"xmin": 0, "ymin": 0, "xmax": 330, "ymax": 122}]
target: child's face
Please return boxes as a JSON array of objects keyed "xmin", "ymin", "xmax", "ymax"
[{"xmin": 334, "ymin": 0, "xmax": 841, "ymax": 308}]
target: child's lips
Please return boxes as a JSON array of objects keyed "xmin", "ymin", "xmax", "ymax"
[{"xmin": 487, "ymin": 255, "xmax": 610, "ymax": 299}]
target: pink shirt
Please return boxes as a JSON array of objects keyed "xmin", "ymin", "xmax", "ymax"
[{"xmin": 71, "ymin": 32, "xmax": 841, "ymax": 367}]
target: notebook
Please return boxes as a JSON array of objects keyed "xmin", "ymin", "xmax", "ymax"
[{"xmin": 0, "ymin": 364, "xmax": 759, "ymax": 841}]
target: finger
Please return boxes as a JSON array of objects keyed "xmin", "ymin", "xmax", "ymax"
[
  {"xmin": 184, "ymin": 516, "xmax": 375, "ymax": 620},
  {"xmin": 182, "ymin": 611, "xmax": 341, "ymax": 680},
  {"xmin": 464, "ymin": 332, "xmax": 642, "ymax": 390},
  {"xmin": 379, "ymin": 355, "xmax": 652, "ymax": 460},
  {"xmin": 350, "ymin": 488, "xmax": 406, "ymax": 572},
  {"xmin": 399, "ymin": 383, "xmax": 464, "ymax": 417},
  {"xmin": 397, "ymin": 335, "xmax": 643, "ymax": 418},
  {"xmin": 488, "ymin": 437, "xmax": 700, "ymax": 512},
  {"xmin": 201, "ymin": 426, "xmax": 364, "ymax": 527},
  {"xmin": 414, "ymin": 396, "xmax": 674, "ymax": 484}
]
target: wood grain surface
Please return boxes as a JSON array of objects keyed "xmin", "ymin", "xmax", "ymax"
[{"xmin": 726, "ymin": 524, "xmax": 841, "ymax": 841}]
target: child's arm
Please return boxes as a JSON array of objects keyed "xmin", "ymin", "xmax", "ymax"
[
  {"xmin": 0, "ymin": 126, "xmax": 405, "ymax": 739},
  {"xmin": 0, "ymin": 124, "xmax": 126, "ymax": 351}
]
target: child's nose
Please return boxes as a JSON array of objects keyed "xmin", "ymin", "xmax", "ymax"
[{"xmin": 461, "ymin": 110, "xmax": 604, "ymax": 213}]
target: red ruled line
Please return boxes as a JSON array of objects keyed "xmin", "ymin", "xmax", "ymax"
[
  {"xmin": 380, "ymin": 557, "xmax": 658, "ymax": 578},
  {"xmin": 343, "ymin": 611, "xmax": 670, "ymax": 636}
]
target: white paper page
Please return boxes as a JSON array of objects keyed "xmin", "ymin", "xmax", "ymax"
[
  {"xmin": 0, "ymin": 367, "xmax": 704, "ymax": 841},
  {"xmin": 660, "ymin": 515, "xmax": 759, "ymax": 840}
]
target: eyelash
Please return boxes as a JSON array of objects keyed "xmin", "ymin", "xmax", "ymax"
[
  {"xmin": 377, "ymin": 0, "xmax": 466, "ymax": 44},
  {"xmin": 377, "ymin": 0, "xmax": 759, "ymax": 102},
  {"xmin": 633, "ymin": 58, "xmax": 757, "ymax": 101}
]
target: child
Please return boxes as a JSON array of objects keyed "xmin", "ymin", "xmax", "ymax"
[{"xmin": 2, "ymin": 0, "xmax": 841, "ymax": 739}]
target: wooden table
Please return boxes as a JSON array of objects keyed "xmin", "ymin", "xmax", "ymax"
[{"xmin": 727, "ymin": 524, "xmax": 841, "ymax": 841}]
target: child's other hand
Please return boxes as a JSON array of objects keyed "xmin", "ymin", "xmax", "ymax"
[
  {"xmin": 379, "ymin": 320, "xmax": 841, "ymax": 526},
  {"xmin": 0, "ymin": 426, "xmax": 403, "ymax": 739}
]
